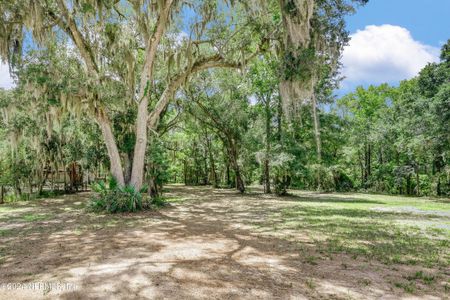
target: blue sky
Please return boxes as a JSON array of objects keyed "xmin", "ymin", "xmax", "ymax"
[
  {"xmin": 338, "ymin": 0, "xmax": 450, "ymax": 95},
  {"xmin": 1, "ymin": 1, "xmax": 449, "ymax": 92},
  {"xmin": 346, "ymin": 0, "xmax": 450, "ymax": 47}
]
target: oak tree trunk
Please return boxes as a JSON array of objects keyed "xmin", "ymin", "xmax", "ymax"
[
  {"xmin": 97, "ymin": 112, "xmax": 125, "ymax": 186},
  {"xmin": 129, "ymin": 98, "xmax": 148, "ymax": 190}
]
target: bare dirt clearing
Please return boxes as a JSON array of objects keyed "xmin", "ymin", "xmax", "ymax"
[{"xmin": 0, "ymin": 185, "xmax": 449, "ymax": 299}]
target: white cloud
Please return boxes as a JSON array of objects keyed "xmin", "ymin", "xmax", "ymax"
[
  {"xmin": 0, "ymin": 63, "xmax": 15, "ymax": 89},
  {"xmin": 341, "ymin": 24, "xmax": 440, "ymax": 86}
]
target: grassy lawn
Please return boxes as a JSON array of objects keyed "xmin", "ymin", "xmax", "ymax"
[
  {"xmin": 268, "ymin": 191, "xmax": 450, "ymax": 268},
  {"xmin": 0, "ymin": 187, "xmax": 449, "ymax": 298}
]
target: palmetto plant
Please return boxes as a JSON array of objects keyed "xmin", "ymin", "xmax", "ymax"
[{"xmin": 89, "ymin": 177, "xmax": 155, "ymax": 213}]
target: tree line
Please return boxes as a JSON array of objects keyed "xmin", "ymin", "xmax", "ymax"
[
  {"xmin": 1, "ymin": 1, "xmax": 447, "ymax": 204},
  {"xmin": 157, "ymin": 41, "xmax": 449, "ymax": 197}
]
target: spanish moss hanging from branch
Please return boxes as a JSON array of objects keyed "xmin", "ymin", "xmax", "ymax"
[
  {"xmin": 278, "ymin": 0, "xmax": 368, "ymax": 118},
  {"xmin": 278, "ymin": 0, "xmax": 315, "ymax": 118}
]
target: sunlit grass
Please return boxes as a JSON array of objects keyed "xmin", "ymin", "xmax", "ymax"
[
  {"xmin": 21, "ymin": 213, "xmax": 53, "ymax": 222},
  {"xmin": 164, "ymin": 196, "xmax": 187, "ymax": 203},
  {"xmin": 0, "ymin": 229, "xmax": 13, "ymax": 237},
  {"xmin": 273, "ymin": 192, "xmax": 450, "ymax": 268}
]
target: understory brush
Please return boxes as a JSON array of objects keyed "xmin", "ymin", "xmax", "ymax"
[
  {"xmin": 88, "ymin": 178, "xmax": 167, "ymax": 213},
  {"xmin": 3, "ymin": 189, "xmax": 66, "ymax": 202}
]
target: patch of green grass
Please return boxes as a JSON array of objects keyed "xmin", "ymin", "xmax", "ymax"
[
  {"xmin": 394, "ymin": 281, "xmax": 416, "ymax": 293},
  {"xmin": 406, "ymin": 271, "xmax": 436, "ymax": 285},
  {"xmin": 104, "ymin": 219, "xmax": 120, "ymax": 227},
  {"xmin": 289, "ymin": 191, "xmax": 450, "ymax": 212},
  {"xmin": 164, "ymin": 196, "xmax": 186, "ymax": 203},
  {"xmin": 304, "ymin": 255, "xmax": 319, "ymax": 265},
  {"xmin": 305, "ymin": 278, "xmax": 316, "ymax": 289},
  {"xmin": 72, "ymin": 227, "xmax": 83, "ymax": 235},
  {"xmin": 0, "ymin": 229, "xmax": 13, "ymax": 237},
  {"xmin": 2, "ymin": 190, "xmax": 66, "ymax": 203},
  {"xmin": 21, "ymin": 213, "xmax": 52, "ymax": 222},
  {"xmin": 150, "ymin": 196, "xmax": 169, "ymax": 208},
  {"xmin": 36, "ymin": 190, "xmax": 66, "ymax": 199},
  {"xmin": 426, "ymin": 227, "xmax": 447, "ymax": 237},
  {"xmin": 0, "ymin": 206, "xmax": 16, "ymax": 213}
]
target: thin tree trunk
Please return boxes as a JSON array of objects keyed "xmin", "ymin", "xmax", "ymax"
[
  {"xmin": 229, "ymin": 141, "xmax": 245, "ymax": 193},
  {"xmin": 0, "ymin": 185, "xmax": 4, "ymax": 204},
  {"xmin": 435, "ymin": 158, "xmax": 441, "ymax": 196},
  {"xmin": 312, "ymin": 93, "xmax": 322, "ymax": 163},
  {"xmin": 359, "ymin": 150, "xmax": 364, "ymax": 187},
  {"xmin": 406, "ymin": 174, "xmax": 412, "ymax": 195},
  {"xmin": 147, "ymin": 162, "xmax": 160, "ymax": 198},
  {"xmin": 437, "ymin": 176, "xmax": 441, "ymax": 196},
  {"xmin": 39, "ymin": 168, "xmax": 49, "ymax": 194},
  {"xmin": 311, "ymin": 93, "xmax": 322, "ymax": 190},
  {"xmin": 233, "ymin": 162, "xmax": 245, "ymax": 193},
  {"xmin": 15, "ymin": 183, "xmax": 21, "ymax": 197},
  {"xmin": 51, "ymin": 169, "xmax": 54, "ymax": 191},
  {"xmin": 415, "ymin": 163, "xmax": 420, "ymax": 196},
  {"xmin": 368, "ymin": 143, "xmax": 372, "ymax": 177},
  {"xmin": 29, "ymin": 179, "xmax": 33, "ymax": 195},
  {"xmin": 63, "ymin": 166, "xmax": 67, "ymax": 191},
  {"xmin": 184, "ymin": 160, "xmax": 187, "ymax": 185},
  {"xmin": 193, "ymin": 140, "xmax": 200, "ymax": 185},
  {"xmin": 210, "ymin": 157, "xmax": 218, "ymax": 187},
  {"xmin": 363, "ymin": 143, "xmax": 371, "ymax": 187},
  {"xmin": 206, "ymin": 134, "xmax": 218, "ymax": 188},
  {"xmin": 264, "ymin": 96, "xmax": 271, "ymax": 194},
  {"xmin": 97, "ymin": 111, "xmax": 125, "ymax": 186},
  {"xmin": 264, "ymin": 160, "xmax": 270, "ymax": 193},
  {"xmin": 364, "ymin": 144, "xmax": 368, "ymax": 185},
  {"xmin": 277, "ymin": 95, "xmax": 282, "ymax": 142},
  {"xmin": 203, "ymin": 147, "xmax": 209, "ymax": 185},
  {"xmin": 226, "ymin": 160, "xmax": 231, "ymax": 187}
]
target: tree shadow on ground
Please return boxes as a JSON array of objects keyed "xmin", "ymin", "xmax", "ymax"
[
  {"xmin": 280, "ymin": 193, "xmax": 386, "ymax": 205},
  {"xmin": 0, "ymin": 185, "xmax": 448, "ymax": 299}
]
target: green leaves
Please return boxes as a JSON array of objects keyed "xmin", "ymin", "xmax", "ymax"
[{"xmin": 88, "ymin": 180, "xmax": 149, "ymax": 213}]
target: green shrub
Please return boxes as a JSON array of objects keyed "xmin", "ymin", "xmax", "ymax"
[
  {"xmin": 419, "ymin": 174, "xmax": 431, "ymax": 195},
  {"xmin": 37, "ymin": 190, "xmax": 65, "ymax": 198},
  {"xmin": 150, "ymin": 196, "xmax": 168, "ymax": 208},
  {"xmin": 330, "ymin": 166, "xmax": 354, "ymax": 192},
  {"xmin": 2, "ymin": 189, "xmax": 65, "ymax": 202},
  {"xmin": 271, "ymin": 151, "xmax": 294, "ymax": 196},
  {"xmin": 88, "ymin": 177, "xmax": 166, "ymax": 213},
  {"xmin": 308, "ymin": 164, "xmax": 335, "ymax": 192}
]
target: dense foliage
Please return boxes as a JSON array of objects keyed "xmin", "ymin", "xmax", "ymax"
[
  {"xmin": 158, "ymin": 41, "xmax": 450, "ymax": 196},
  {"xmin": 0, "ymin": 1, "xmax": 448, "ymax": 211}
]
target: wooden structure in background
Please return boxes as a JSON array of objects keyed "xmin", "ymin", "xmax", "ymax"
[{"xmin": 66, "ymin": 162, "xmax": 83, "ymax": 191}]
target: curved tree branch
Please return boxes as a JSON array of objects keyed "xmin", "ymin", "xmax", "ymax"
[{"xmin": 147, "ymin": 52, "xmax": 256, "ymax": 129}]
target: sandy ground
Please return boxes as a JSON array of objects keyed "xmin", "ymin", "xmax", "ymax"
[{"xmin": 0, "ymin": 185, "xmax": 448, "ymax": 299}]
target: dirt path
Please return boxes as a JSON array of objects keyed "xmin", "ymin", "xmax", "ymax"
[{"xmin": 0, "ymin": 186, "xmax": 447, "ymax": 299}]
